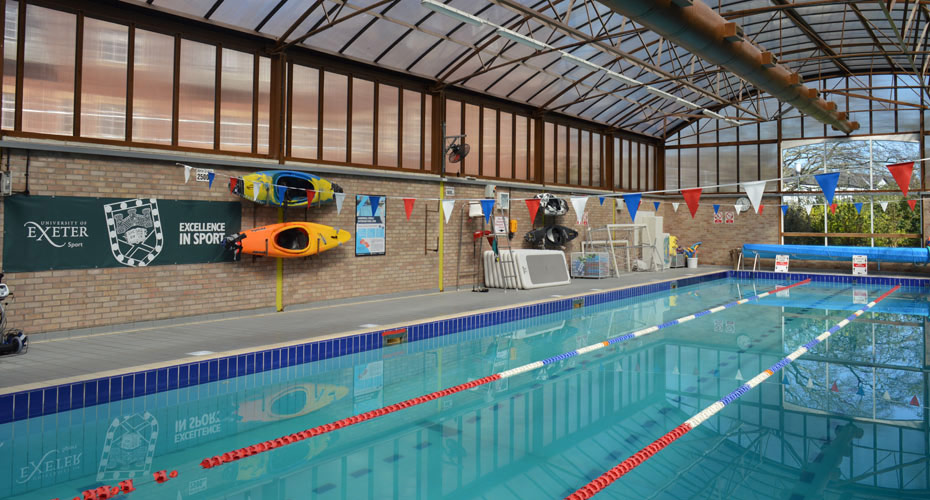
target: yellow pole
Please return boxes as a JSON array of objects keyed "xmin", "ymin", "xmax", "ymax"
[
  {"xmin": 438, "ymin": 181, "xmax": 445, "ymax": 292},
  {"xmin": 612, "ymin": 198, "xmax": 617, "ymax": 224},
  {"xmin": 276, "ymin": 206, "xmax": 284, "ymax": 312}
]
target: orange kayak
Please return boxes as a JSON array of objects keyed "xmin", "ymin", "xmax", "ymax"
[{"xmin": 225, "ymin": 222, "xmax": 351, "ymax": 259}]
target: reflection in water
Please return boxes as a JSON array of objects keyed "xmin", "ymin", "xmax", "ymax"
[{"xmin": 0, "ymin": 280, "xmax": 928, "ymax": 499}]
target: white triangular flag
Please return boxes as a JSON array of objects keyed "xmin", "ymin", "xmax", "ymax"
[
  {"xmin": 735, "ymin": 369, "xmax": 743, "ymax": 381},
  {"xmin": 742, "ymin": 180, "xmax": 766, "ymax": 213},
  {"xmin": 880, "ymin": 201, "xmax": 888, "ymax": 211},
  {"xmin": 805, "ymin": 205, "xmax": 813, "ymax": 216},
  {"xmin": 251, "ymin": 182, "xmax": 260, "ymax": 201},
  {"xmin": 733, "ymin": 204, "xmax": 741, "ymax": 215},
  {"xmin": 672, "ymin": 202, "xmax": 679, "ymax": 212},
  {"xmin": 806, "ymin": 378, "xmax": 814, "ymax": 388},
  {"xmin": 183, "ymin": 165, "xmax": 191, "ymax": 183},
  {"xmin": 673, "ymin": 366, "xmax": 679, "ymax": 375},
  {"xmin": 883, "ymin": 391, "xmax": 891, "ymax": 401},
  {"xmin": 570, "ymin": 196, "xmax": 588, "ymax": 224},
  {"xmin": 441, "ymin": 200, "xmax": 455, "ymax": 224},
  {"xmin": 334, "ymin": 192, "xmax": 346, "ymax": 215}
]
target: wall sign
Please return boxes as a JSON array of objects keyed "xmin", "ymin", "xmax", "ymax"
[
  {"xmin": 3, "ymin": 195, "xmax": 240, "ymax": 272},
  {"xmin": 356, "ymin": 195, "xmax": 386, "ymax": 256},
  {"xmin": 774, "ymin": 254, "xmax": 789, "ymax": 273},
  {"xmin": 713, "ymin": 212, "xmax": 723, "ymax": 224},
  {"xmin": 195, "ymin": 168, "xmax": 214, "ymax": 182},
  {"xmin": 853, "ymin": 255, "xmax": 868, "ymax": 275},
  {"xmin": 493, "ymin": 216, "xmax": 507, "ymax": 234},
  {"xmin": 724, "ymin": 212, "xmax": 734, "ymax": 224}
]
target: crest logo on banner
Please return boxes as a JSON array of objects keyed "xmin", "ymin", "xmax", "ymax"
[
  {"xmin": 97, "ymin": 412, "xmax": 159, "ymax": 481},
  {"xmin": 104, "ymin": 198, "xmax": 163, "ymax": 267}
]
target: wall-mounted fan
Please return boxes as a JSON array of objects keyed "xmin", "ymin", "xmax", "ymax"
[{"xmin": 447, "ymin": 143, "xmax": 470, "ymax": 164}]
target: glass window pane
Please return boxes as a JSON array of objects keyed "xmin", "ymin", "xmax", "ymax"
[
  {"xmin": 680, "ymin": 148, "xmax": 697, "ymax": 188},
  {"xmin": 3, "ymin": 1, "xmax": 18, "ymax": 131},
  {"xmin": 718, "ymin": 146, "xmax": 737, "ymax": 192},
  {"xmin": 445, "ymin": 99, "xmax": 461, "ymax": 174},
  {"xmin": 580, "ymin": 130, "xmax": 590, "ymax": 186},
  {"xmin": 622, "ymin": 139, "xmax": 631, "ymax": 190},
  {"xmin": 699, "ymin": 147, "xmax": 716, "ymax": 189},
  {"xmin": 423, "ymin": 96, "xmax": 432, "ymax": 171},
  {"xmin": 499, "ymin": 111, "xmax": 512, "ymax": 179},
  {"xmin": 378, "ymin": 84, "xmax": 398, "ymax": 167},
  {"xmin": 740, "ymin": 144, "xmax": 758, "ymax": 184},
  {"xmin": 219, "ymin": 48, "xmax": 253, "ymax": 152},
  {"xmin": 646, "ymin": 144, "xmax": 653, "ymax": 191},
  {"xmin": 464, "ymin": 103, "xmax": 479, "ymax": 176},
  {"xmin": 614, "ymin": 137, "xmax": 621, "ymax": 190},
  {"xmin": 322, "ymin": 71, "xmax": 347, "ymax": 162},
  {"xmin": 544, "ymin": 122, "xmax": 554, "ymax": 183},
  {"xmin": 640, "ymin": 143, "xmax": 648, "ymax": 191},
  {"xmin": 592, "ymin": 133, "xmax": 602, "ymax": 188},
  {"xmin": 81, "ymin": 18, "xmax": 127, "ymax": 140},
  {"xmin": 760, "ymin": 143, "xmax": 778, "ymax": 189},
  {"xmin": 290, "ymin": 64, "xmax": 318, "ymax": 159},
  {"xmin": 22, "ymin": 5, "xmax": 75, "ymax": 135},
  {"xmin": 528, "ymin": 119, "xmax": 535, "ymax": 181},
  {"xmin": 482, "ymin": 108, "xmax": 496, "ymax": 177},
  {"xmin": 177, "ymin": 39, "xmax": 215, "ymax": 149},
  {"xmin": 132, "ymin": 29, "xmax": 173, "ymax": 144},
  {"xmin": 557, "ymin": 125, "xmax": 567, "ymax": 184},
  {"xmin": 569, "ymin": 127, "xmax": 579, "ymax": 185},
  {"xmin": 630, "ymin": 141, "xmax": 640, "ymax": 190},
  {"xmin": 351, "ymin": 78, "xmax": 373, "ymax": 165},
  {"xmin": 665, "ymin": 148, "xmax": 678, "ymax": 191},
  {"xmin": 256, "ymin": 56, "xmax": 270, "ymax": 154},
  {"xmin": 402, "ymin": 89, "xmax": 420, "ymax": 169},
  {"xmin": 514, "ymin": 115, "xmax": 527, "ymax": 180}
]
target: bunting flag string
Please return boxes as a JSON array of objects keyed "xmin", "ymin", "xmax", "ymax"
[
  {"xmin": 814, "ymin": 172, "xmax": 840, "ymax": 205},
  {"xmin": 334, "ymin": 192, "xmax": 346, "ymax": 215},
  {"xmin": 830, "ymin": 203, "xmax": 837, "ymax": 214},
  {"xmin": 598, "ymin": 196, "xmax": 606, "ymax": 206},
  {"xmin": 908, "ymin": 199, "xmax": 918, "ymax": 211},
  {"xmin": 887, "ymin": 162, "xmax": 914, "ymax": 197},
  {"xmin": 441, "ymin": 200, "xmax": 455, "ymax": 224},
  {"xmin": 880, "ymin": 201, "xmax": 888, "ymax": 211},
  {"xmin": 623, "ymin": 193, "xmax": 642, "ymax": 222},
  {"xmin": 525, "ymin": 198, "xmax": 540, "ymax": 222},
  {"xmin": 681, "ymin": 188, "xmax": 702, "ymax": 218},
  {"xmin": 479, "ymin": 199, "xmax": 495, "ymax": 224},
  {"xmin": 207, "ymin": 172, "xmax": 215, "ymax": 189},
  {"xmin": 781, "ymin": 205, "xmax": 788, "ymax": 216},
  {"xmin": 742, "ymin": 180, "xmax": 766, "ymax": 213},
  {"xmin": 229, "ymin": 178, "xmax": 238, "ymax": 194},
  {"xmin": 369, "ymin": 196, "xmax": 382, "ymax": 217},
  {"xmin": 758, "ymin": 204, "xmax": 763, "ymax": 214},
  {"xmin": 252, "ymin": 182, "xmax": 261, "ymax": 202},
  {"xmin": 805, "ymin": 204, "xmax": 813, "ymax": 216},
  {"xmin": 570, "ymin": 196, "xmax": 588, "ymax": 224},
  {"xmin": 653, "ymin": 201, "xmax": 660, "ymax": 211},
  {"xmin": 403, "ymin": 198, "xmax": 416, "ymax": 220},
  {"xmin": 184, "ymin": 165, "xmax": 192, "ymax": 183},
  {"xmin": 854, "ymin": 202, "xmax": 863, "ymax": 214},
  {"xmin": 672, "ymin": 202, "xmax": 679, "ymax": 212},
  {"xmin": 713, "ymin": 204, "xmax": 720, "ymax": 215}
]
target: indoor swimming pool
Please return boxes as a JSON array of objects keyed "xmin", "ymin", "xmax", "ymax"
[{"xmin": 3, "ymin": 276, "xmax": 929, "ymax": 499}]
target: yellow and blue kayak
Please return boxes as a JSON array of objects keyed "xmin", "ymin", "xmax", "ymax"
[{"xmin": 232, "ymin": 170, "xmax": 342, "ymax": 207}]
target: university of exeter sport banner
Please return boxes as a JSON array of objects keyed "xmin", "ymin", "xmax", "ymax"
[{"xmin": 3, "ymin": 195, "xmax": 241, "ymax": 272}]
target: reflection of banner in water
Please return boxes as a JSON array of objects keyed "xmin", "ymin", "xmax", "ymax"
[
  {"xmin": 354, "ymin": 361, "xmax": 384, "ymax": 414},
  {"xmin": 235, "ymin": 434, "xmax": 333, "ymax": 481},
  {"xmin": 237, "ymin": 383, "xmax": 349, "ymax": 423},
  {"xmin": 97, "ymin": 412, "xmax": 159, "ymax": 481}
]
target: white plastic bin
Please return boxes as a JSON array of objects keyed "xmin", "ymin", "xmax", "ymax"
[{"xmin": 687, "ymin": 257, "xmax": 698, "ymax": 269}]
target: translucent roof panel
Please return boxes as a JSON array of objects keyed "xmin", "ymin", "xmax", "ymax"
[{"xmin": 131, "ymin": 0, "xmax": 926, "ymax": 137}]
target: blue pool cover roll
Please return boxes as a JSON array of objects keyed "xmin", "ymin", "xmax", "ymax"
[{"xmin": 743, "ymin": 243, "xmax": 930, "ymax": 264}]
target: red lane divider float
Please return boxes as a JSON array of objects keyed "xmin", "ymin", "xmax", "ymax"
[
  {"xmin": 51, "ymin": 470, "xmax": 178, "ymax": 500},
  {"xmin": 199, "ymin": 280, "xmax": 810, "ymax": 470}
]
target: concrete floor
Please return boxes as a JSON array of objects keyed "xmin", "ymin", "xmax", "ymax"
[{"xmin": 0, "ymin": 266, "xmax": 732, "ymax": 393}]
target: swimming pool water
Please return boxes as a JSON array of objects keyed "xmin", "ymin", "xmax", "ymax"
[{"xmin": 2, "ymin": 278, "xmax": 928, "ymax": 499}]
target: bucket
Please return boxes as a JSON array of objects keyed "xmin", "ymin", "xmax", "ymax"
[{"xmin": 687, "ymin": 257, "xmax": 698, "ymax": 269}]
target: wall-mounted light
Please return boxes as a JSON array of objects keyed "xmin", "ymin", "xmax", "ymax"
[
  {"xmin": 420, "ymin": 0, "xmax": 486, "ymax": 27},
  {"xmin": 496, "ymin": 27, "xmax": 550, "ymax": 50}
]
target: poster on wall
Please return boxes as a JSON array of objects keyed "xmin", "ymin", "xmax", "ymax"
[
  {"xmin": 356, "ymin": 195, "xmax": 386, "ymax": 256},
  {"xmin": 3, "ymin": 195, "xmax": 241, "ymax": 272}
]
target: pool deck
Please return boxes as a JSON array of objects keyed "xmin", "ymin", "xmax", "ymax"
[{"xmin": 1, "ymin": 264, "xmax": 924, "ymax": 395}]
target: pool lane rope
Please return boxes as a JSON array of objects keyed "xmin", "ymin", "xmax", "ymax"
[
  {"xmin": 199, "ymin": 279, "xmax": 811, "ymax": 470},
  {"xmin": 565, "ymin": 284, "xmax": 901, "ymax": 500}
]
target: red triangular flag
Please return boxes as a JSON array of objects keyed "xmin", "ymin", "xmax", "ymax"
[
  {"xmin": 910, "ymin": 395, "xmax": 920, "ymax": 406},
  {"xmin": 758, "ymin": 204, "xmax": 764, "ymax": 214},
  {"xmin": 403, "ymin": 198, "xmax": 415, "ymax": 220},
  {"xmin": 887, "ymin": 162, "xmax": 914, "ymax": 197},
  {"xmin": 525, "ymin": 198, "xmax": 540, "ymax": 223},
  {"xmin": 831, "ymin": 381, "xmax": 839, "ymax": 392},
  {"xmin": 306, "ymin": 189, "xmax": 315, "ymax": 204},
  {"xmin": 486, "ymin": 235, "xmax": 495, "ymax": 247},
  {"xmin": 907, "ymin": 199, "xmax": 917, "ymax": 211},
  {"xmin": 229, "ymin": 178, "xmax": 238, "ymax": 193},
  {"xmin": 829, "ymin": 203, "xmax": 837, "ymax": 214},
  {"xmin": 681, "ymin": 188, "xmax": 702, "ymax": 218}
]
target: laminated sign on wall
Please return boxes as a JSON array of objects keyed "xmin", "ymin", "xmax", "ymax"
[
  {"xmin": 852, "ymin": 255, "xmax": 868, "ymax": 275},
  {"xmin": 3, "ymin": 195, "xmax": 240, "ymax": 272},
  {"xmin": 774, "ymin": 254, "xmax": 789, "ymax": 273}
]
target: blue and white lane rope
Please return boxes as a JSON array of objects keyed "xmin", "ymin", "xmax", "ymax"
[
  {"xmin": 200, "ymin": 279, "xmax": 811, "ymax": 469},
  {"xmin": 567, "ymin": 284, "xmax": 901, "ymax": 500}
]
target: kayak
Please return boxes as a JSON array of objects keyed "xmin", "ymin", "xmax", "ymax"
[
  {"xmin": 231, "ymin": 170, "xmax": 342, "ymax": 207},
  {"xmin": 225, "ymin": 222, "xmax": 351, "ymax": 259}
]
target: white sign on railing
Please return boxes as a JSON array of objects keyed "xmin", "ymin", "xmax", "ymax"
[
  {"xmin": 852, "ymin": 255, "xmax": 868, "ymax": 275},
  {"xmin": 774, "ymin": 254, "xmax": 789, "ymax": 273}
]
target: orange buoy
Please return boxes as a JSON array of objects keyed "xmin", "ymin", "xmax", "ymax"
[{"xmin": 226, "ymin": 222, "xmax": 351, "ymax": 259}]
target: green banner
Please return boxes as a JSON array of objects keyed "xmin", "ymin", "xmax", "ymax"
[{"xmin": 3, "ymin": 195, "xmax": 241, "ymax": 272}]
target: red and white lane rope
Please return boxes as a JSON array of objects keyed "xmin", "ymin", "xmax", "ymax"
[
  {"xmin": 565, "ymin": 284, "xmax": 901, "ymax": 500},
  {"xmin": 199, "ymin": 279, "xmax": 810, "ymax": 470}
]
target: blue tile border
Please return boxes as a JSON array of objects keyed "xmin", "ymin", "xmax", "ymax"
[
  {"xmin": 726, "ymin": 270, "xmax": 930, "ymax": 289},
  {"xmin": 0, "ymin": 271, "xmax": 738, "ymax": 424}
]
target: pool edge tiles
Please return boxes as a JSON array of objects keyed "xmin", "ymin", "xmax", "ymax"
[
  {"xmin": 0, "ymin": 270, "xmax": 734, "ymax": 424},
  {"xmin": 727, "ymin": 270, "xmax": 930, "ymax": 289}
]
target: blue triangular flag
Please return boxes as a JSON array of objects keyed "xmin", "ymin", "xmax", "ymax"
[
  {"xmin": 781, "ymin": 205, "xmax": 788, "ymax": 216},
  {"xmin": 713, "ymin": 204, "xmax": 720, "ymax": 215},
  {"xmin": 480, "ymin": 199, "xmax": 495, "ymax": 224},
  {"xmin": 814, "ymin": 172, "xmax": 840, "ymax": 205},
  {"xmin": 275, "ymin": 184, "xmax": 287, "ymax": 203},
  {"xmin": 623, "ymin": 194, "xmax": 642, "ymax": 222},
  {"xmin": 369, "ymin": 196, "xmax": 381, "ymax": 217},
  {"xmin": 207, "ymin": 172, "xmax": 215, "ymax": 189},
  {"xmin": 599, "ymin": 196, "xmax": 605, "ymax": 206},
  {"xmin": 653, "ymin": 201, "xmax": 660, "ymax": 211},
  {"xmin": 854, "ymin": 202, "xmax": 863, "ymax": 214}
]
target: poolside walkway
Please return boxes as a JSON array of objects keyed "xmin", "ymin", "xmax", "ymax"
[{"xmin": 1, "ymin": 266, "xmax": 736, "ymax": 393}]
